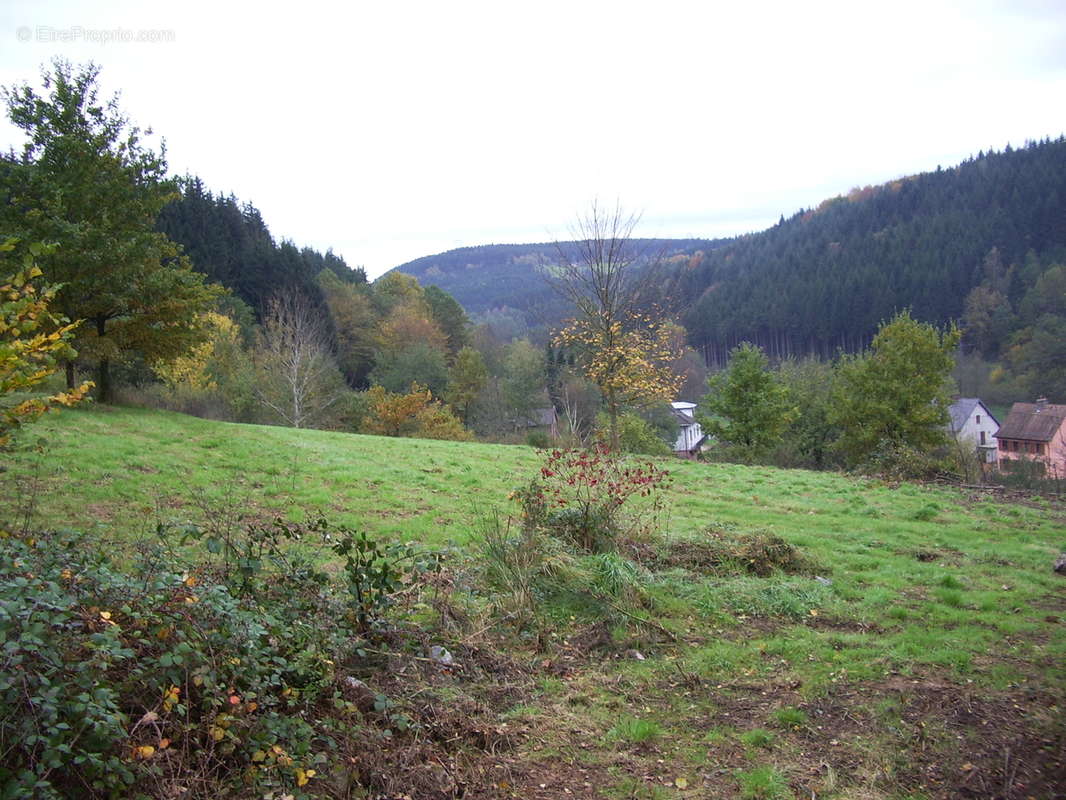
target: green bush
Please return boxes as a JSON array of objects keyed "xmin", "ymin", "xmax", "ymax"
[
  {"xmin": 525, "ymin": 430, "xmax": 550, "ymax": 449},
  {"xmin": 605, "ymin": 411, "xmax": 672, "ymax": 456},
  {"xmin": 860, "ymin": 439, "xmax": 954, "ymax": 481},
  {"xmin": 0, "ymin": 521, "xmax": 436, "ymax": 798},
  {"xmin": 516, "ymin": 444, "xmax": 671, "ymax": 553}
]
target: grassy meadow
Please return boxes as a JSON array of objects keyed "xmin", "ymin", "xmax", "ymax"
[{"xmin": 2, "ymin": 405, "xmax": 1064, "ymax": 799}]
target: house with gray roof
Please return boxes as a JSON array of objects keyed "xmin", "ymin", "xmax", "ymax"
[
  {"xmin": 947, "ymin": 397, "xmax": 999, "ymax": 463},
  {"xmin": 670, "ymin": 401, "xmax": 707, "ymax": 459}
]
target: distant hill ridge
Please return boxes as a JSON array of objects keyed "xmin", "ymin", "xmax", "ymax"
[
  {"xmin": 391, "ymin": 238, "xmax": 720, "ymax": 317},
  {"xmin": 391, "ymin": 137, "xmax": 1066, "ymax": 362}
]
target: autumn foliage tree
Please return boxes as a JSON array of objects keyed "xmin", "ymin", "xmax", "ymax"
[
  {"xmin": 362, "ymin": 383, "xmax": 471, "ymax": 441},
  {"xmin": 0, "ymin": 241, "xmax": 92, "ymax": 446},
  {"xmin": 546, "ymin": 203, "xmax": 682, "ymax": 451}
]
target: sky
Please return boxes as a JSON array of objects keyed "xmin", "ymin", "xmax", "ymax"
[{"xmin": 1, "ymin": 1, "xmax": 1065, "ymax": 279}]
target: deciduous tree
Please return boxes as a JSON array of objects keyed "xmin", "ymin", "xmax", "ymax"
[
  {"xmin": 255, "ymin": 292, "xmax": 346, "ymax": 428},
  {"xmin": 362, "ymin": 383, "xmax": 471, "ymax": 440},
  {"xmin": 829, "ymin": 311, "xmax": 960, "ymax": 466},
  {"xmin": 445, "ymin": 346, "xmax": 488, "ymax": 424},
  {"xmin": 1, "ymin": 60, "xmax": 221, "ymax": 402},
  {"xmin": 698, "ymin": 342, "xmax": 795, "ymax": 460},
  {"xmin": 0, "ymin": 240, "xmax": 92, "ymax": 446},
  {"xmin": 545, "ymin": 203, "xmax": 682, "ymax": 450}
]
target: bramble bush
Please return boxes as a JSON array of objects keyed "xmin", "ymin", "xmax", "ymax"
[
  {"xmin": 0, "ymin": 518, "xmax": 440, "ymax": 799},
  {"xmin": 482, "ymin": 446, "xmax": 669, "ymax": 626},
  {"xmin": 516, "ymin": 444, "xmax": 671, "ymax": 552}
]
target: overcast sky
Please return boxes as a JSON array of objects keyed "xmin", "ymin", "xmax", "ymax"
[{"xmin": 2, "ymin": 1, "xmax": 1065, "ymax": 279}]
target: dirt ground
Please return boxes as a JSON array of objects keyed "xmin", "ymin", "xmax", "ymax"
[{"xmin": 329, "ymin": 631, "xmax": 1066, "ymax": 800}]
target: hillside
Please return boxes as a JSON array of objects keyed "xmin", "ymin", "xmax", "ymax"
[
  {"xmin": 677, "ymin": 137, "xmax": 1066, "ymax": 363},
  {"xmin": 391, "ymin": 238, "xmax": 719, "ymax": 320},
  {"xmin": 2, "ymin": 407, "xmax": 1064, "ymax": 798},
  {"xmin": 390, "ymin": 138, "xmax": 1066, "ymax": 365},
  {"xmin": 157, "ymin": 176, "xmax": 367, "ymax": 318}
]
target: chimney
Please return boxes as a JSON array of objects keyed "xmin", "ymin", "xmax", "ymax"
[{"xmin": 1035, "ymin": 397, "xmax": 1048, "ymax": 411}]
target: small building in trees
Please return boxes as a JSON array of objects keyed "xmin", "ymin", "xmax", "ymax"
[
  {"xmin": 996, "ymin": 399, "xmax": 1066, "ymax": 477},
  {"xmin": 947, "ymin": 397, "xmax": 1000, "ymax": 463},
  {"xmin": 516, "ymin": 406, "xmax": 559, "ymax": 440},
  {"xmin": 671, "ymin": 401, "xmax": 707, "ymax": 459}
]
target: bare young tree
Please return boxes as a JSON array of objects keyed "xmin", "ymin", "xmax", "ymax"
[
  {"xmin": 544, "ymin": 202, "xmax": 682, "ymax": 451},
  {"xmin": 545, "ymin": 202, "xmax": 656, "ymax": 328},
  {"xmin": 255, "ymin": 292, "xmax": 344, "ymax": 428}
]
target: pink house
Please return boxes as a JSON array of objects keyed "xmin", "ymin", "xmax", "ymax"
[{"xmin": 996, "ymin": 398, "xmax": 1066, "ymax": 478}]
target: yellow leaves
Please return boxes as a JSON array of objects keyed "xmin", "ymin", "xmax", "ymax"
[
  {"xmin": 134, "ymin": 745, "xmax": 155, "ymax": 760},
  {"xmin": 252, "ymin": 749, "xmax": 267, "ymax": 763},
  {"xmin": 294, "ymin": 768, "xmax": 316, "ymax": 786},
  {"xmin": 163, "ymin": 685, "xmax": 180, "ymax": 712},
  {"xmin": 2, "ymin": 259, "xmax": 92, "ymax": 442},
  {"xmin": 554, "ymin": 311, "xmax": 682, "ymax": 407},
  {"xmin": 674, "ymin": 777, "xmax": 689, "ymax": 789},
  {"xmin": 209, "ymin": 726, "xmax": 226, "ymax": 742},
  {"xmin": 152, "ymin": 311, "xmax": 239, "ymax": 390}
]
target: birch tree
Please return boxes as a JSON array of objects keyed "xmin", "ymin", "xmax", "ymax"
[{"xmin": 255, "ymin": 292, "xmax": 345, "ymax": 428}]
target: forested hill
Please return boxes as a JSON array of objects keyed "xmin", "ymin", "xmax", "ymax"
[
  {"xmin": 157, "ymin": 176, "xmax": 367, "ymax": 317},
  {"xmin": 675, "ymin": 137, "xmax": 1066, "ymax": 363},
  {"xmin": 391, "ymin": 138, "xmax": 1066, "ymax": 363},
  {"xmin": 392, "ymin": 238, "xmax": 719, "ymax": 317}
]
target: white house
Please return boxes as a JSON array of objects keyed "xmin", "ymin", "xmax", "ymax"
[
  {"xmin": 947, "ymin": 397, "xmax": 1000, "ymax": 463},
  {"xmin": 670, "ymin": 401, "xmax": 707, "ymax": 459}
]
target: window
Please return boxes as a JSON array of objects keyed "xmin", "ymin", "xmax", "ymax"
[
  {"xmin": 976, "ymin": 414, "xmax": 981, "ymax": 424},
  {"xmin": 980, "ymin": 431, "xmax": 986, "ymax": 445}
]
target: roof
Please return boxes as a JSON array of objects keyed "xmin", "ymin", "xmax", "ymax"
[
  {"xmin": 996, "ymin": 402, "xmax": 1066, "ymax": 442},
  {"xmin": 671, "ymin": 401, "xmax": 697, "ymax": 426},
  {"xmin": 947, "ymin": 397, "xmax": 997, "ymax": 432},
  {"xmin": 532, "ymin": 407, "xmax": 557, "ymax": 427}
]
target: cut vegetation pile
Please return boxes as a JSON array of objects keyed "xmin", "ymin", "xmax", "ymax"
[{"xmin": 1, "ymin": 406, "xmax": 1064, "ymax": 799}]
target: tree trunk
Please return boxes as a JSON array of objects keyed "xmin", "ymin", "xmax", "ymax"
[
  {"xmin": 65, "ymin": 361, "xmax": 76, "ymax": 390},
  {"xmin": 96, "ymin": 358, "xmax": 112, "ymax": 403},
  {"xmin": 94, "ymin": 316, "xmax": 113, "ymax": 404},
  {"xmin": 607, "ymin": 390, "xmax": 620, "ymax": 452}
]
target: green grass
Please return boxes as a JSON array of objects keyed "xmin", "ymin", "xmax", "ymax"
[
  {"xmin": 4, "ymin": 405, "xmax": 1065, "ymax": 797},
  {"xmin": 608, "ymin": 716, "xmax": 663, "ymax": 744},
  {"xmin": 736, "ymin": 765, "xmax": 791, "ymax": 799},
  {"xmin": 739, "ymin": 728, "xmax": 775, "ymax": 749},
  {"xmin": 771, "ymin": 707, "xmax": 807, "ymax": 729},
  {"xmin": 1, "ymin": 405, "xmax": 537, "ymax": 544}
]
